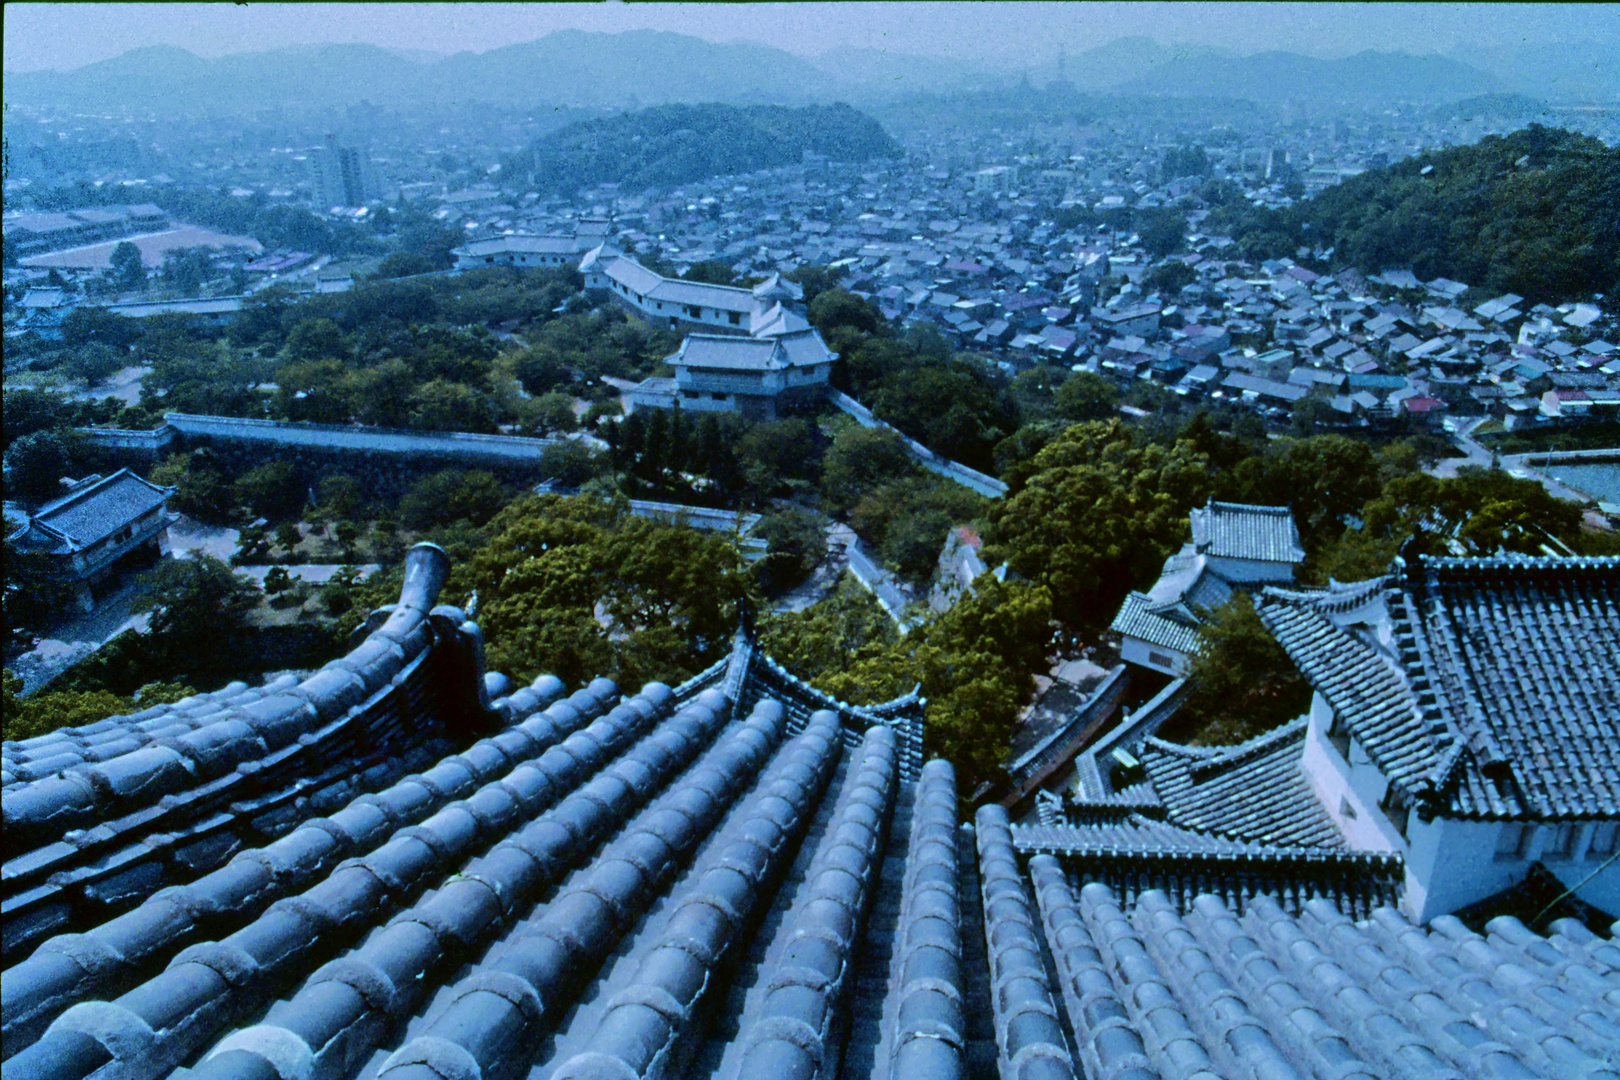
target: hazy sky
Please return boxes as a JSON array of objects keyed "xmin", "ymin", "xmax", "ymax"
[{"xmin": 5, "ymin": 2, "xmax": 1616, "ymax": 73}]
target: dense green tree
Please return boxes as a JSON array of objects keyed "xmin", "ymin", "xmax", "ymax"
[
  {"xmin": 59, "ymin": 307, "xmax": 143, "ymax": 350},
  {"xmin": 1009, "ymin": 366, "xmax": 1066, "ymax": 421},
  {"xmin": 809, "ymin": 288, "xmax": 883, "ymax": 338},
  {"xmin": 681, "ymin": 261, "xmax": 737, "ymax": 286},
  {"xmin": 1145, "ymin": 260, "xmax": 1198, "ymax": 295},
  {"xmin": 1052, "ymin": 370, "xmax": 1119, "ymax": 422},
  {"xmin": 373, "ymin": 252, "xmax": 439, "ymax": 280},
  {"xmin": 150, "ymin": 451, "xmax": 236, "ymax": 522},
  {"xmin": 766, "ymin": 576, "xmax": 1054, "ymax": 800},
  {"xmin": 399, "ymin": 470, "xmax": 510, "ymax": 530},
  {"xmin": 274, "ymin": 358, "xmax": 352, "ymax": 423},
  {"xmin": 535, "ymin": 441, "xmax": 613, "ymax": 489},
  {"xmin": 850, "ymin": 476, "xmax": 987, "ymax": 587},
  {"xmin": 984, "ymin": 420, "xmax": 1212, "ymax": 635},
  {"xmin": 347, "ymin": 360, "xmax": 420, "ymax": 428},
  {"xmin": 821, "ymin": 425, "xmax": 917, "ymax": 514},
  {"xmin": 67, "ymin": 342, "xmax": 128, "ymax": 387},
  {"xmin": 752, "ymin": 507, "xmax": 827, "ymax": 596},
  {"xmin": 132, "ymin": 552, "xmax": 260, "ymax": 651},
  {"xmin": 4, "ymin": 430, "xmax": 93, "ymax": 500},
  {"xmin": 1136, "ymin": 208, "xmax": 1187, "ymax": 259},
  {"xmin": 406, "ymin": 379, "xmax": 496, "ymax": 433},
  {"xmin": 234, "ymin": 460, "xmax": 305, "ymax": 521},
  {"xmin": 1228, "ymin": 435, "xmax": 1383, "ymax": 552},
  {"xmin": 2, "ymin": 680, "xmax": 133, "ymax": 742},
  {"xmin": 3, "ymin": 544, "xmax": 76, "ymax": 649},
  {"xmin": 1309, "ymin": 467, "xmax": 1585, "ymax": 583},
  {"xmin": 395, "ymin": 222, "xmax": 464, "ymax": 271},
  {"xmin": 160, "ymin": 247, "xmax": 215, "ymax": 294},
  {"xmin": 3, "ymin": 389, "xmax": 74, "ymax": 450},
  {"xmin": 872, "ymin": 361, "xmax": 1018, "ymax": 473},
  {"xmin": 1205, "ymin": 125, "xmax": 1619, "ymax": 303},
  {"xmin": 529, "ymin": 391, "xmax": 580, "ymax": 436},
  {"xmin": 283, "ymin": 317, "xmax": 349, "ymax": 364},
  {"xmin": 523, "ymin": 102, "xmax": 901, "ymax": 196},
  {"xmin": 316, "ymin": 474, "xmax": 367, "ymax": 521},
  {"xmin": 737, "ymin": 418, "xmax": 819, "ymax": 500},
  {"xmin": 110, "ymin": 240, "xmax": 147, "ymax": 290},
  {"xmin": 758, "ymin": 576, "xmax": 899, "ymax": 681},
  {"xmin": 1161, "ymin": 144, "xmax": 1210, "ymax": 183},
  {"xmin": 785, "ymin": 264, "xmax": 843, "ymax": 308},
  {"xmin": 502, "ymin": 345, "xmax": 572, "ymax": 396},
  {"xmin": 1161, "ymin": 594, "xmax": 1312, "ymax": 746},
  {"xmin": 462, "ymin": 494, "xmax": 752, "ymax": 689}
]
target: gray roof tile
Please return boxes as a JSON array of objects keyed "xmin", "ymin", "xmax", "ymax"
[{"xmin": 3, "ymin": 550, "xmax": 1613, "ymax": 1080}]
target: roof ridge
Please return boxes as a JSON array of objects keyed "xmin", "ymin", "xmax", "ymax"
[{"xmin": 1182, "ymin": 715, "xmax": 1311, "ymax": 779}]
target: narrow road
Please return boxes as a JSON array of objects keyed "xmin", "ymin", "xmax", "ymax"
[{"xmin": 1431, "ymin": 417, "xmax": 1493, "ymax": 478}]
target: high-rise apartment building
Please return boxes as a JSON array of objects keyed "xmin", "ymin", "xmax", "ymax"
[{"xmin": 309, "ymin": 133, "xmax": 377, "ymax": 209}]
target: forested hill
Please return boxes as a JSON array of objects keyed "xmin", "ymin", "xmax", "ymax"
[
  {"xmin": 1208, "ymin": 124, "xmax": 1619, "ymax": 304},
  {"xmin": 516, "ymin": 102, "xmax": 903, "ymax": 195}
]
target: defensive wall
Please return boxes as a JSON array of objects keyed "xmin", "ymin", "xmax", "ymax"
[
  {"xmin": 79, "ymin": 414, "xmax": 568, "ymax": 496},
  {"xmin": 830, "ymin": 391, "xmax": 1009, "ymax": 499}
]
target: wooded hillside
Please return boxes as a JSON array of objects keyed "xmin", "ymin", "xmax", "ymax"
[
  {"xmin": 1208, "ymin": 125, "xmax": 1619, "ymax": 304},
  {"xmin": 519, "ymin": 102, "xmax": 902, "ymax": 195}
]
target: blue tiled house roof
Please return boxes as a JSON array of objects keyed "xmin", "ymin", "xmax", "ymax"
[{"xmin": 1261, "ymin": 553, "xmax": 1620, "ymax": 821}]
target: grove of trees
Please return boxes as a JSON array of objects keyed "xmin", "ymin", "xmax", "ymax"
[{"xmin": 1204, "ymin": 125, "xmax": 1620, "ymax": 303}]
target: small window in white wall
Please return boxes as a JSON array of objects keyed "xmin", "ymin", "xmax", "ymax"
[
  {"xmin": 1589, "ymin": 821, "xmax": 1619, "ymax": 857},
  {"xmin": 1495, "ymin": 822, "xmax": 1533, "ymax": 861},
  {"xmin": 1327, "ymin": 712, "xmax": 1352, "ymax": 761},
  {"xmin": 1544, "ymin": 823, "xmax": 1578, "ymax": 861},
  {"xmin": 1340, "ymin": 797, "xmax": 1358, "ymax": 820},
  {"xmin": 1379, "ymin": 786, "xmax": 1411, "ymax": 840}
]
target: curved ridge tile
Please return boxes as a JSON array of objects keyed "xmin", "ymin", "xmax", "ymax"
[
  {"xmin": 1278, "ymin": 898, "xmax": 1543, "ymax": 1079},
  {"xmin": 543, "ymin": 708, "xmax": 843, "ymax": 1080},
  {"xmin": 728, "ymin": 724, "xmax": 898, "ymax": 1080},
  {"xmin": 889, "ymin": 759, "xmax": 966, "ymax": 1080},
  {"xmin": 2, "ymin": 545, "xmax": 451, "ymax": 852},
  {"xmin": 0, "ymin": 676, "xmax": 593, "ymax": 1060},
  {"xmin": 1133, "ymin": 890, "xmax": 1365, "ymax": 1080},
  {"xmin": 1028, "ymin": 857, "xmax": 1163, "ymax": 1080},
  {"xmin": 375, "ymin": 697, "xmax": 803, "ymax": 1080},
  {"xmin": 975, "ymin": 804, "xmax": 1075, "ymax": 1080},
  {"xmin": 8, "ymin": 680, "xmax": 681, "ymax": 1080}
]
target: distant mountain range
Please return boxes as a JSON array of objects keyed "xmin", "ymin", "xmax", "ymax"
[{"xmin": 5, "ymin": 30, "xmax": 1614, "ymax": 117}]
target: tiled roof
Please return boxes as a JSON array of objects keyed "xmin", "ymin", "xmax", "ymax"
[
  {"xmin": 1024, "ymin": 852, "xmax": 1620, "ymax": 1080},
  {"xmin": 1192, "ymin": 499, "xmax": 1306, "ymax": 564},
  {"xmin": 1107, "ymin": 591, "xmax": 1202, "ymax": 654},
  {"xmin": 674, "ymin": 334, "xmax": 786, "ymax": 372},
  {"xmin": 2, "ymin": 546, "xmax": 1615, "ymax": 1080},
  {"xmin": 1110, "ymin": 503, "xmax": 1301, "ymax": 658},
  {"xmin": 1261, "ymin": 554, "xmax": 1620, "ymax": 820},
  {"xmin": 1139, "ymin": 716, "xmax": 1347, "ymax": 848},
  {"xmin": 673, "ymin": 329, "xmax": 833, "ymax": 374},
  {"xmin": 1394, "ymin": 554, "xmax": 1620, "ymax": 819},
  {"xmin": 8, "ymin": 469, "xmax": 173, "ymax": 554}
]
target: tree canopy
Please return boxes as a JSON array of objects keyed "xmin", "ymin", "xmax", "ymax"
[
  {"xmin": 762, "ymin": 574, "xmax": 1054, "ymax": 800},
  {"xmin": 1205, "ymin": 125, "xmax": 1620, "ymax": 303},
  {"xmin": 455, "ymin": 494, "xmax": 752, "ymax": 690},
  {"xmin": 984, "ymin": 420, "xmax": 1212, "ymax": 636}
]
